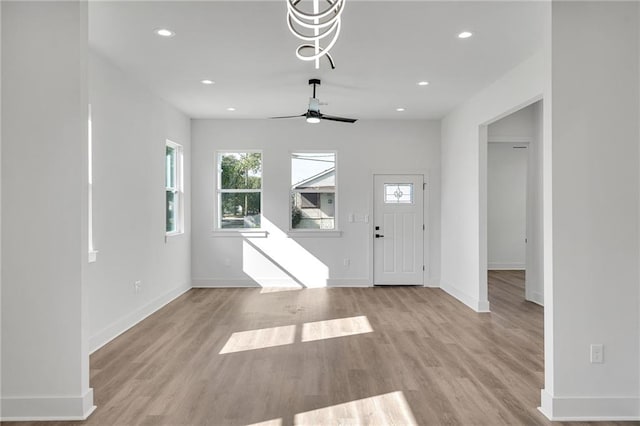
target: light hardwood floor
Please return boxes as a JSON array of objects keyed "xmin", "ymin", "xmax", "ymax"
[{"xmin": 8, "ymin": 272, "xmax": 636, "ymax": 425}]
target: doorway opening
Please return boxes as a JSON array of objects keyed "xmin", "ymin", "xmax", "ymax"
[
  {"xmin": 482, "ymin": 98, "xmax": 546, "ymax": 419},
  {"xmin": 485, "ymin": 100, "xmax": 543, "ymax": 307}
]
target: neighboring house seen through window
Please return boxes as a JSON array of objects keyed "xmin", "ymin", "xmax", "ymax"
[
  {"xmin": 217, "ymin": 151, "xmax": 262, "ymax": 229},
  {"xmin": 291, "ymin": 152, "xmax": 336, "ymax": 230},
  {"xmin": 301, "ymin": 193, "xmax": 320, "ymax": 209}
]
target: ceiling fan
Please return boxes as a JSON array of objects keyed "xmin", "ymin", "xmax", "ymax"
[{"xmin": 271, "ymin": 79, "xmax": 357, "ymax": 124}]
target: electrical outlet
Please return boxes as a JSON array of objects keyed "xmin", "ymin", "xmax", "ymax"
[
  {"xmin": 343, "ymin": 257, "xmax": 350, "ymax": 267},
  {"xmin": 134, "ymin": 280, "xmax": 142, "ymax": 294},
  {"xmin": 590, "ymin": 344, "xmax": 604, "ymax": 364}
]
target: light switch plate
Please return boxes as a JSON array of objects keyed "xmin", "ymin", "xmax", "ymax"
[{"xmin": 590, "ymin": 344, "xmax": 604, "ymax": 364}]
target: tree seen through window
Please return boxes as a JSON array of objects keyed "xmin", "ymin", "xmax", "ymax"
[{"xmin": 218, "ymin": 152, "xmax": 262, "ymax": 229}]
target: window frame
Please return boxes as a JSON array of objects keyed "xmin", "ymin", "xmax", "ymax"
[
  {"xmin": 215, "ymin": 150, "xmax": 264, "ymax": 231},
  {"xmin": 289, "ymin": 151, "xmax": 338, "ymax": 232},
  {"xmin": 166, "ymin": 140, "xmax": 184, "ymax": 236}
]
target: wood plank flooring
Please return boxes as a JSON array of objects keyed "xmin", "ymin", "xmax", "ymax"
[{"xmin": 7, "ymin": 272, "xmax": 635, "ymax": 425}]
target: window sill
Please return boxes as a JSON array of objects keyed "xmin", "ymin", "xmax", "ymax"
[
  {"xmin": 211, "ymin": 230, "xmax": 269, "ymax": 238},
  {"xmin": 165, "ymin": 232, "xmax": 184, "ymax": 243},
  {"xmin": 287, "ymin": 230, "xmax": 342, "ymax": 238},
  {"xmin": 88, "ymin": 250, "xmax": 98, "ymax": 263}
]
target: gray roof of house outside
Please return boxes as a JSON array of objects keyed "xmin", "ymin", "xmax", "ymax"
[{"xmin": 292, "ymin": 167, "xmax": 335, "ymax": 190}]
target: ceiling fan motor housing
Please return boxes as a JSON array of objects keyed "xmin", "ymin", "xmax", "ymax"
[{"xmin": 308, "ymin": 98, "xmax": 321, "ymax": 112}]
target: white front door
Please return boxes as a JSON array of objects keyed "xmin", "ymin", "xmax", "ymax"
[{"xmin": 373, "ymin": 174, "xmax": 424, "ymax": 285}]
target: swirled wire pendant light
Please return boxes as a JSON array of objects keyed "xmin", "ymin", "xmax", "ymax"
[{"xmin": 287, "ymin": 0, "xmax": 346, "ymax": 69}]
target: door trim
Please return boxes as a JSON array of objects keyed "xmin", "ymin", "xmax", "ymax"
[{"xmin": 370, "ymin": 170, "xmax": 430, "ymax": 286}]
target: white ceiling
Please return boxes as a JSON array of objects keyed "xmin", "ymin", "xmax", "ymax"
[{"xmin": 89, "ymin": 1, "xmax": 546, "ymax": 120}]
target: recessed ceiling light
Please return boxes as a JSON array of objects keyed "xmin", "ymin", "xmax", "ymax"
[
  {"xmin": 154, "ymin": 28, "xmax": 175, "ymax": 37},
  {"xmin": 201, "ymin": 80, "xmax": 215, "ymax": 85},
  {"xmin": 227, "ymin": 107, "xmax": 236, "ymax": 112},
  {"xmin": 396, "ymin": 107, "xmax": 405, "ymax": 112},
  {"xmin": 417, "ymin": 81, "xmax": 430, "ymax": 86},
  {"xmin": 458, "ymin": 31, "xmax": 473, "ymax": 39}
]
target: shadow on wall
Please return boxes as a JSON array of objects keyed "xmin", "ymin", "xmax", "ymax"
[{"xmin": 242, "ymin": 218, "xmax": 329, "ymax": 290}]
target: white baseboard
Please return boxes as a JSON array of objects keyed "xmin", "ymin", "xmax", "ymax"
[
  {"xmin": 1, "ymin": 388, "xmax": 95, "ymax": 421},
  {"xmin": 89, "ymin": 283, "xmax": 191, "ymax": 353},
  {"xmin": 192, "ymin": 278, "xmax": 260, "ymax": 287},
  {"xmin": 539, "ymin": 389, "xmax": 640, "ymax": 421},
  {"xmin": 327, "ymin": 278, "xmax": 370, "ymax": 287},
  {"xmin": 440, "ymin": 281, "xmax": 490, "ymax": 312},
  {"xmin": 424, "ymin": 277, "xmax": 440, "ymax": 288},
  {"xmin": 526, "ymin": 290, "xmax": 544, "ymax": 306},
  {"xmin": 488, "ymin": 263, "xmax": 525, "ymax": 270},
  {"xmin": 192, "ymin": 278, "xmax": 371, "ymax": 288}
]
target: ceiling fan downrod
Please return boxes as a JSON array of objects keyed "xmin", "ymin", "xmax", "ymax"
[{"xmin": 309, "ymin": 78, "xmax": 320, "ymax": 98}]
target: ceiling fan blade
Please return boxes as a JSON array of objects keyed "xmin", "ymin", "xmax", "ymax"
[
  {"xmin": 269, "ymin": 114, "xmax": 306, "ymax": 119},
  {"xmin": 320, "ymin": 114, "xmax": 358, "ymax": 123}
]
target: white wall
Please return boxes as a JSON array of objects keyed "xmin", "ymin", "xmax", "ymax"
[
  {"xmin": 0, "ymin": 1, "xmax": 4, "ymax": 418},
  {"xmin": 540, "ymin": 1, "xmax": 640, "ymax": 420},
  {"xmin": 487, "ymin": 101, "xmax": 544, "ymax": 305},
  {"xmin": 488, "ymin": 103, "xmax": 537, "ymax": 139},
  {"xmin": 87, "ymin": 50, "xmax": 191, "ymax": 352},
  {"xmin": 440, "ymin": 50, "xmax": 546, "ymax": 312},
  {"xmin": 191, "ymin": 119, "xmax": 440, "ymax": 287},
  {"xmin": 529, "ymin": 102, "xmax": 544, "ymax": 306},
  {"xmin": 1, "ymin": 1, "xmax": 93, "ymax": 420},
  {"xmin": 487, "ymin": 142, "xmax": 527, "ymax": 269},
  {"xmin": 0, "ymin": 1, "xmax": 4, "ymax": 417}
]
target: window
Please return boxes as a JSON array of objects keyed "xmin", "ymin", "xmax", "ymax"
[
  {"xmin": 291, "ymin": 152, "xmax": 336, "ymax": 230},
  {"xmin": 166, "ymin": 140, "xmax": 184, "ymax": 235},
  {"xmin": 384, "ymin": 183, "xmax": 413, "ymax": 204},
  {"xmin": 217, "ymin": 152, "xmax": 262, "ymax": 229}
]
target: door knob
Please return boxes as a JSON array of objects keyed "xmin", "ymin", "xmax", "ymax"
[{"xmin": 375, "ymin": 234, "xmax": 384, "ymax": 238}]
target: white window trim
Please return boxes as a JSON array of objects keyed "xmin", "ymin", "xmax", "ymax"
[
  {"xmin": 211, "ymin": 230, "xmax": 269, "ymax": 238},
  {"xmin": 289, "ymin": 150, "xmax": 339, "ymax": 233},
  {"xmin": 287, "ymin": 230, "xmax": 342, "ymax": 238},
  {"xmin": 214, "ymin": 150, "xmax": 264, "ymax": 232},
  {"xmin": 166, "ymin": 140, "xmax": 184, "ymax": 237}
]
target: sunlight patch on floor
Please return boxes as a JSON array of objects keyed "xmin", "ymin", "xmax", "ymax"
[
  {"xmin": 293, "ymin": 391, "xmax": 417, "ymax": 426},
  {"xmin": 301, "ymin": 315, "xmax": 373, "ymax": 343},
  {"xmin": 259, "ymin": 286, "xmax": 304, "ymax": 294},
  {"xmin": 220, "ymin": 316, "xmax": 374, "ymax": 354},
  {"xmin": 219, "ymin": 325, "xmax": 296, "ymax": 354},
  {"xmin": 247, "ymin": 419, "xmax": 283, "ymax": 426}
]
